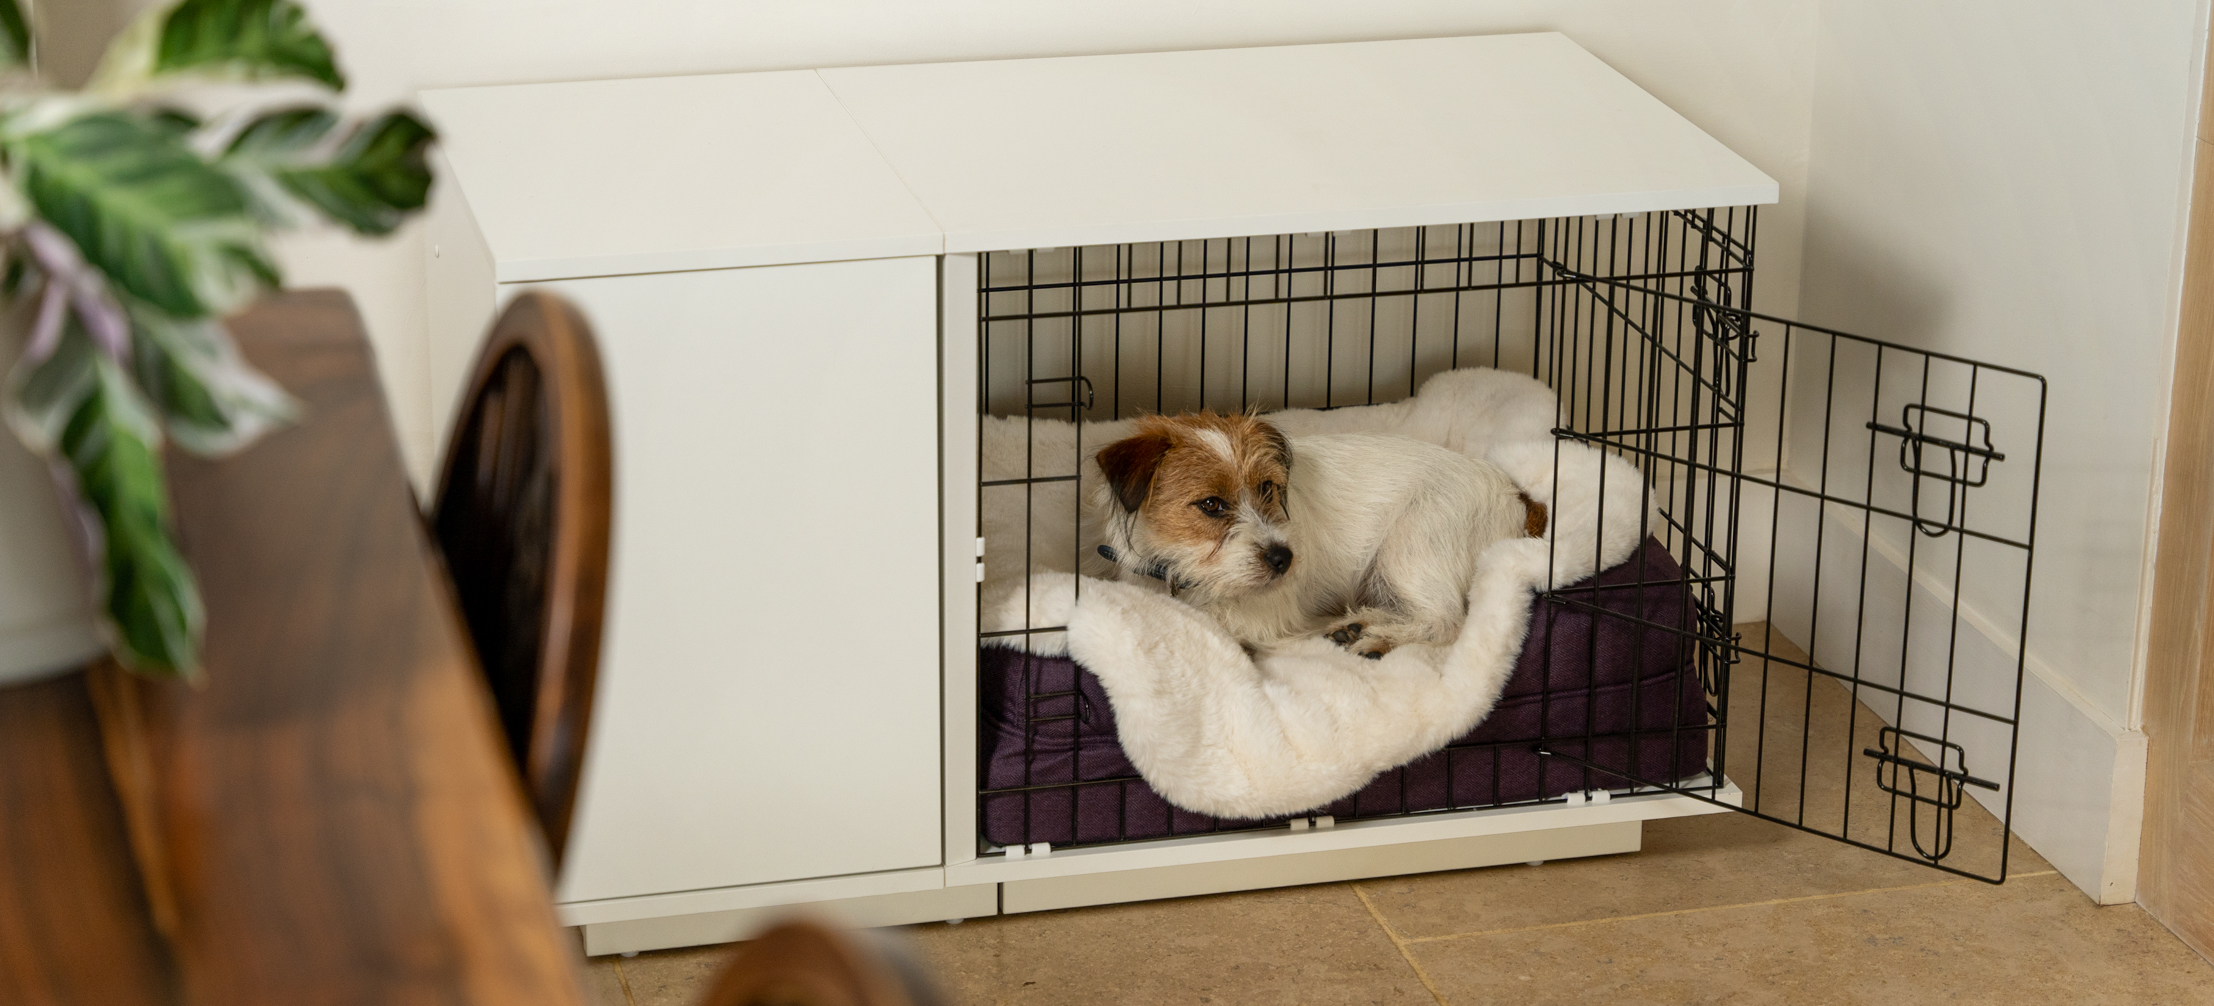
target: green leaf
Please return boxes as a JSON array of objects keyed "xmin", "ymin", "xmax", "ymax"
[
  {"xmin": 12, "ymin": 111, "xmax": 273, "ymax": 318},
  {"xmin": 59, "ymin": 350, "xmax": 202, "ymax": 678},
  {"xmin": 225, "ymin": 106, "xmax": 335, "ymax": 160},
  {"xmin": 219, "ymin": 240, "xmax": 280, "ymax": 288},
  {"xmin": 216, "ymin": 106, "xmax": 335, "ymax": 224},
  {"xmin": 127, "ymin": 304, "xmax": 296, "ymax": 456},
  {"xmin": 276, "ymin": 111, "xmax": 433, "ymax": 235},
  {"xmin": 0, "ymin": 0, "xmax": 29, "ymax": 70},
  {"xmin": 2, "ymin": 318, "xmax": 98, "ymax": 453},
  {"xmin": 155, "ymin": 0, "xmax": 343, "ymax": 90},
  {"xmin": 147, "ymin": 106, "xmax": 204, "ymax": 138}
]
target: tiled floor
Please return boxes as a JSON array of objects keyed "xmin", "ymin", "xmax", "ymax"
[{"xmin": 583, "ymin": 629, "xmax": 2214, "ymax": 1004}]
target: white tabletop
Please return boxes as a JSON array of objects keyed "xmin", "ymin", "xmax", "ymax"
[
  {"xmin": 426, "ymin": 33, "xmax": 1776, "ymax": 281},
  {"xmin": 822, "ymin": 33, "xmax": 1776, "ymax": 254},
  {"xmin": 421, "ymin": 71, "xmax": 944, "ymax": 283}
]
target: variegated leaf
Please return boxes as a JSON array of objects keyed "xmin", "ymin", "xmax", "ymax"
[
  {"xmin": 275, "ymin": 111, "xmax": 434, "ymax": 236},
  {"xmin": 1, "ymin": 313, "xmax": 96, "ymax": 453},
  {"xmin": 216, "ymin": 105, "xmax": 336, "ymax": 225},
  {"xmin": 12, "ymin": 111, "xmax": 277, "ymax": 319},
  {"xmin": 60, "ymin": 351, "xmax": 202, "ymax": 677},
  {"xmin": 127, "ymin": 304, "xmax": 295, "ymax": 456},
  {"xmin": 89, "ymin": 0, "xmax": 341, "ymax": 97},
  {"xmin": 158, "ymin": 0, "xmax": 342, "ymax": 89}
]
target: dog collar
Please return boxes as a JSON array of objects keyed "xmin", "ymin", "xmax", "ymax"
[{"xmin": 1097, "ymin": 545, "xmax": 1189, "ymax": 590}]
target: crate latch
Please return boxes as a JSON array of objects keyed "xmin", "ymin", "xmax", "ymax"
[
  {"xmin": 1862, "ymin": 726, "xmax": 1999, "ymax": 863},
  {"xmin": 1866, "ymin": 404, "xmax": 2004, "ymax": 538}
]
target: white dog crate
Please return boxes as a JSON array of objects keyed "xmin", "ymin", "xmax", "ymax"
[{"xmin": 423, "ymin": 33, "xmax": 2047, "ymax": 956}]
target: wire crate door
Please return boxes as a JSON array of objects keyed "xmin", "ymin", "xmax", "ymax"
[{"xmin": 1545, "ymin": 282, "xmax": 2046, "ymax": 884}]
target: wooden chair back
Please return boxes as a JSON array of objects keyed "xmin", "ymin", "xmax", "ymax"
[
  {"xmin": 431, "ymin": 292, "xmax": 613, "ymax": 868},
  {"xmin": 696, "ymin": 921, "xmax": 932, "ymax": 1006}
]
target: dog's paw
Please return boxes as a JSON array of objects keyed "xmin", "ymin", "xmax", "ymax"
[{"xmin": 1323, "ymin": 616, "xmax": 1396, "ymax": 660}]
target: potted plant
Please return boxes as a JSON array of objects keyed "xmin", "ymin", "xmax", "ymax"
[{"xmin": 0, "ymin": 0, "xmax": 434, "ymax": 679}]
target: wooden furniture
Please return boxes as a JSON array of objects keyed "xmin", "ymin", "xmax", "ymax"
[
  {"xmin": 2138, "ymin": 26, "xmax": 2214, "ymax": 960},
  {"xmin": 696, "ymin": 922, "xmax": 927, "ymax": 1006},
  {"xmin": 421, "ymin": 32, "xmax": 1778, "ymax": 954},
  {"xmin": 0, "ymin": 290, "xmax": 586, "ymax": 1005},
  {"xmin": 0, "ymin": 673, "xmax": 173, "ymax": 1006},
  {"xmin": 432, "ymin": 292, "xmax": 614, "ymax": 866}
]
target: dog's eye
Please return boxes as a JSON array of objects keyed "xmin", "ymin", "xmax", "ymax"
[{"xmin": 1193, "ymin": 496, "xmax": 1229, "ymax": 517}]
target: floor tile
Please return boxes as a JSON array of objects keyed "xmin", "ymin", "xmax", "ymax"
[
  {"xmin": 1722, "ymin": 625, "xmax": 2033, "ymax": 880},
  {"xmin": 1410, "ymin": 872, "xmax": 2214, "ymax": 1006},
  {"xmin": 900, "ymin": 882, "xmax": 1430, "ymax": 1005},
  {"xmin": 583, "ymin": 956, "xmax": 632, "ymax": 1006},
  {"xmin": 645, "ymin": 621, "xmax": 2141, "ymax": 1004},
  {"xmin": 617, "ymin": 944, "xmax": 734, "ymax": 1006},
  {"xmin": 1359, "ymin": 623, "xmax": 2043, "ymax": 941},
  {"xmin": 1359, "ymin": 812, "xmax": 1961, "ymax": 941}
]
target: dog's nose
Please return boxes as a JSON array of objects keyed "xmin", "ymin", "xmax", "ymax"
[{"xmin": 1263, "ymin": 544, "xmax": 1294, "ymax": 575}]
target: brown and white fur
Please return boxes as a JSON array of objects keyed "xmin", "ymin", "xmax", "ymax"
[{"xmin": 1093, "ymin": 411, "xmax": 1537, "ymax": 658}]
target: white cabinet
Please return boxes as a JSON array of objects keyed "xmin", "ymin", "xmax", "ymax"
[
  {"xmin": 541, "ymin": 259, "xmax": 944, "ymax": 903},
  {"xmin": 423, "ymin": 31, "xmax": 1784, "ymax": 954}
]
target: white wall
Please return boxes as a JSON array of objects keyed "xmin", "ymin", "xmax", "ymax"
[{"xmin": 1795, "ymin": 0, "xmax": 2206, "ymax": 901}]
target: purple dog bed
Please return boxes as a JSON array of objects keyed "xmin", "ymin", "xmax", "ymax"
[{"xmin": 979, "ymin": 537, "xmax": 1710, "ymax": 848}]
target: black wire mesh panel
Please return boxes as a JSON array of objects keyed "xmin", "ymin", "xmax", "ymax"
[
  {"xmin": 1534, "ymin": 270, "xmax": 2044, "ymax": 884},
  {"xmin": 975, "ymin": 211, "xmax": 1749, "ymax": 845},
  {"xmin": 974, "ymin": 208, "xmax": 2045, "ymax": 884}
]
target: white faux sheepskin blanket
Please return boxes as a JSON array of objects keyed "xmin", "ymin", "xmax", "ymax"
[{"xmin": 980, "ymin": 369, "xmax": 1653, "ymax": 819}]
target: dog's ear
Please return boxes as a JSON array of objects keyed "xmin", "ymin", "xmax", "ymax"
[
  {"xmin": 1097, "ymin": 431, "xmax": 1173, "ymax": 512},
  {"xmin": 1255, "ymin": 419, "xmax": 1292, "ymax": 473}
]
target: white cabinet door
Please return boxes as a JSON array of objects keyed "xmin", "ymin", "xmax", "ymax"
[{"xmin": 545, "ymin": 257, "xmax": 942, "ymax": 904}]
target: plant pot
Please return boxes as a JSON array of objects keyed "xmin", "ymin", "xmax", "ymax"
[{"xmin": 0, "ymin": 318, "xmax": 103, "ymax": 686}]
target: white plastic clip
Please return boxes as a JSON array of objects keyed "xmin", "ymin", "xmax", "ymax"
[
  {"xmin": 1288, "ymin": 815, "xmax": 1336, "ymax": 832},
  {"xmin": 1028, "ymin": 842, "xmax": 1052, "ymax": 857},
  {"xmin": 1289, "ymin": 818, "xmax": 1307, "ymax": 832},
  {"xmin": 1312, "ymin": 815, "xmax": 1335, "ymax": 830},
  {"xmin": 1563, "ymin": 791, "xmax": 1587, "ymax": 806},
  {"xmin": 976, "ymin": 562, "xmax": 986, "ymax": 583},
  {"xmin": 1590, "ymin": 789, "xmax": 1612, "ymax": 804},
  {"xmin": 976, "ymin": 537, "xmax": 986, "ymax": 558}
]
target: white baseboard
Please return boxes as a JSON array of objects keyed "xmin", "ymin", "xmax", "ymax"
[
  {"xmin": 2015, "ymin": 673, "xmax": 2145, "ymax": 904},
  {"xmin": 558, "ymin": 866, "xmax": 949, "ymax": 927},
  {"xmin": 580, "ymin": 883, "xmax": 998, "ymax": 956},
  {"xmin": 1001, "ymin": 820, "xmax": 1641, "ymax": 914},
  {"xmin": 575, "ymin": 820, "xmax": 1649, "ymax": 953}
]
